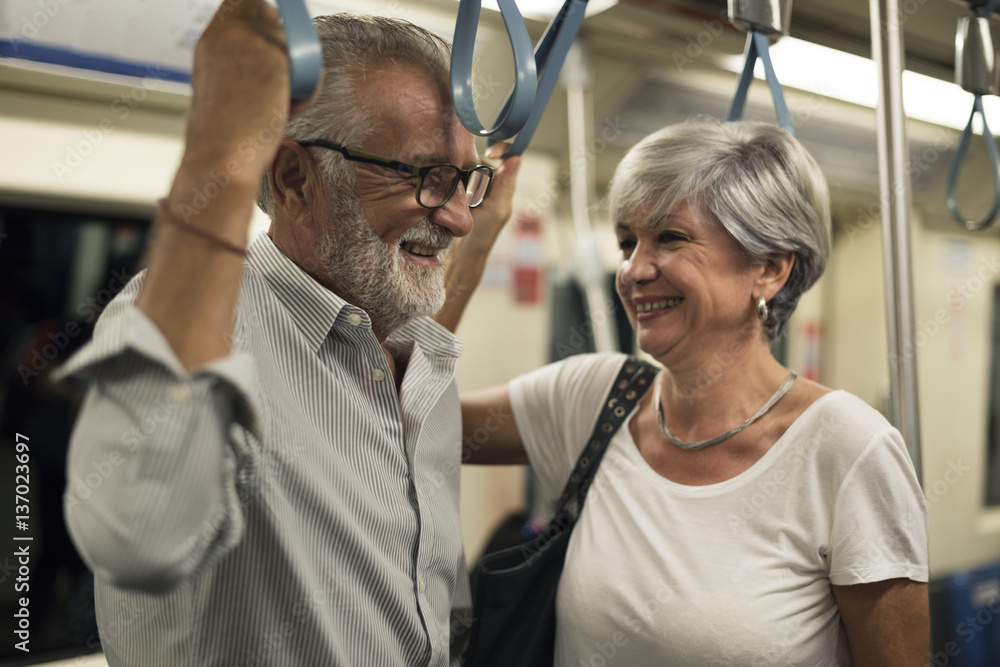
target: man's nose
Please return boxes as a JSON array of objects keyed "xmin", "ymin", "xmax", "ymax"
[{"xmin": 427, "ymin": 187, "xmax": 474, "ymax": 238}]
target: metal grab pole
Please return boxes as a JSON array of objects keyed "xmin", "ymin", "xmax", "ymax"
[
  {"xmin": 564, "ymin": 42, "xmax": 617, "ymax": 353},
  {"xmin": 869, "ymin": 0, "xmax": 923, "ymax": 483}
]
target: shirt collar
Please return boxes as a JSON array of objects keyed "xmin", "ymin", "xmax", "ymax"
[
  {"xmin": 390, "ymin": 316, "xmax": 464, "ymax": 360},
  {"xmin": 247, "ymin": 232, "xmax": 463, "ymax": 359},
  {"xmin": 247, "ymin": 232, "xmax": 347, "ymax": 354}
]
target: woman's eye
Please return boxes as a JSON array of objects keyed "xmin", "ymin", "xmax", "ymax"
[
  {"xmin": 658, "ymin": 231, "xmax": 687, "ymax": 244},
  {"xmin": 617, "ymin": 238, "xmax": 636, "ymax": 253}
]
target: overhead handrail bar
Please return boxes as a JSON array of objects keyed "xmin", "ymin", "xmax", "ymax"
[
  {"xmin": 451, "ymin": 0, "xmax": 589, "ymax": 156},
  {"xmin": 450, "ymin": 0, "xmax": 538, "ymax": 142},
  {"xmin": 275, "ymin": 0, "xmax": 323, "ymax": 102},
  {"xmin": 725, "ymin": 0, "xmax": 794, "ymax": 135},
  {"xmin": 946, "ymin": 0, "xmax": 1000, "ymax": 231}
]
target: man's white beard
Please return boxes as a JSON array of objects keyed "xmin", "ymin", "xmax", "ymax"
[{"xmin": 317, "ymin": 191, "xmax": 452, "ymax": 337}]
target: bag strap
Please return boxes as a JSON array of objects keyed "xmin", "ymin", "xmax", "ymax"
[{"xmin": 554, "ymin": 357, "xmax": 660, "ymax": 515}]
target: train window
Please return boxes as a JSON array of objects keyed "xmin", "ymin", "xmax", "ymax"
[
  {"xmin": 0, "ymin": 205, "xmax": 149, "ymax": 664},
  {"xmin": 987, "ymin": 285, "xmax": 1000, "ymax": 507}
]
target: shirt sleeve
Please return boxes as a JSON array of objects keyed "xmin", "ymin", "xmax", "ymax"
[
  {"xmin": 827, "ymin": 427, "xmax": 929, "ymax": 586},
  {"xmin": 59, "ymin": 283, "xmax": 263, "ymax": 594},
  {"xmin": 508, "ymin": 353, "xmax": 628, "ymax": 505}
]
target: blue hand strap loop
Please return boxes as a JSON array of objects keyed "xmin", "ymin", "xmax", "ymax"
[
  {"xmin": 488, "ymin": 0, "xmax": 590, "ymax": 156},
  {"xmin": 275, "ymin": 0, "xmax": 323, "ymax": 102},
  {"xmin": 726, "ymin": 30, "xmax": 794, "ymax": 135},
  {"xmin": 451, "ymin": 0, "xmax": 538, "ymax": 141},
  {"xmin": 946, "ymin": 94, "xmax": 1000, "ymax": 231},
  {"xmin": 979, "ymin": 0, "xmax": 1000, "ymax": 19}
]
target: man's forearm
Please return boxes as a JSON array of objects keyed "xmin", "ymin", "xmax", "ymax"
[
  {"xmin": 135, "ymin": 0, "xmax": 294, "ymax": 371},
  {"xmin": 136, "ymin": 169, "xmax": 255, "ymax": 371}
]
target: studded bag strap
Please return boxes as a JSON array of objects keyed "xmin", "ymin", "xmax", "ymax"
[{"xmin": 554, "ymin": 357, "xmax": 660, "ymax": 515}]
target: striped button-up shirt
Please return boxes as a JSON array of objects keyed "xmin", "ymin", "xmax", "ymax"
[{"xmin": 60, "ymin": 232, "xmax": 472, "ymax": 666}]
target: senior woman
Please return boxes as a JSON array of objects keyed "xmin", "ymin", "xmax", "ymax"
[{"xmin": 461, "ymin": 120, "xmax": 928, "ymax": 666}]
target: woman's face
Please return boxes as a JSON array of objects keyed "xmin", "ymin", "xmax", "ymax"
[{"xmin": 614, "ymin": 200, "xmax": 764, "ymax": 366}]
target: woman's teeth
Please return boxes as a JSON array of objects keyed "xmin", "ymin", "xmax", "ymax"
[{"xmin": 635, "ymin": 298, "xmax": 681, "ymax": 313}]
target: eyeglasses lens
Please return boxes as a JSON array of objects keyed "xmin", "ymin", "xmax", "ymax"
[
  {"xmin": 419, "ymin": 166, "xmax": 459, "ymax": 208},
  {"xmin": 465, "ymin": 168, "xmax": 492, "ymax": 208}
]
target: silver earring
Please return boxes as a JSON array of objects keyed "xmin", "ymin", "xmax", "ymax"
[{"xmin": 756, "ymin": 296, "xmax": 768, "ymax": 322}]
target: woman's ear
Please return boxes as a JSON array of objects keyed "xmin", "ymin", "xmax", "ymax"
[
  {"xmin": 755, "ymin": 252, "xmax": 795, "ymax": 301},
  {"xmin": 268, "ymin": 139, "xmax": 320, "ymax": 219}
]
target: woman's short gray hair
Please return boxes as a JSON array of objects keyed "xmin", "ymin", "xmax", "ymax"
[
  {"xmin": 608, "ymin": 119, "xmax": 831, "ymax": 340},
  {"xmin": 256, "ymin": 13, "xmax": 453, "ymax": 217}
]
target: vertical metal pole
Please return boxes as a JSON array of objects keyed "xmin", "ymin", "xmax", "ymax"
[
  {"xmin": 870, "ymin": 0, "xmax": 923, "ymax": 482},
  {"xmin": 564, "ymin": 42, "xmax": 617, "ymax": 353}
]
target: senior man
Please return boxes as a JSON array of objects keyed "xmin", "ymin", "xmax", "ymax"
[{"xmin": 59, "ymin": 1, "xmax": 520, "ymax": 665}]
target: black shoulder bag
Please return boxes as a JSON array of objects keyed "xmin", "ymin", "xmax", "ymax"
[{"xmin": 463, "ymin": 357, "xmax": 659, "ymax": 667}]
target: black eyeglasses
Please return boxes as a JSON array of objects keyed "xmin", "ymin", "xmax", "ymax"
[{"xmin": 298, "ymin": 139, "xmax": 496, "ymax": 209}]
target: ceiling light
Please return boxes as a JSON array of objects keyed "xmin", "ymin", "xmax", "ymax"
[
  {"xmin": 453, "ymin": 0, "xmax": 618, "ymax": 22},
  {"xmin": 719, "ymin": 36, "xmax": 1000, "ymax": 132}
]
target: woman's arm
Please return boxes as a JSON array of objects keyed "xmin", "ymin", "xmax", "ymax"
[
  {"xmin": 433, "ymin": 148, "xmax": 521, "ymax": 333},
  {"xmin": 460, "ymin": 384, "xmax": 528, "ymax": 465},
  {"xmin": 831, "ymin": 578, "xmax": 929, "ymax": 667}
]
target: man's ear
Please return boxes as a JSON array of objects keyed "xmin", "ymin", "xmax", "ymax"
[
  {"xmin": 755, "ymin": 252, "xmax": 796, "ymax": 301},
  {"xmin": 269, "ymin": 139, "xmax": 320, "ymax": 218}
]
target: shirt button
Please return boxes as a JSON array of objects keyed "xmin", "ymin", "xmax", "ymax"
[
  {"xmin": 372, "ymin": 368, "xmax": 386, "ymax": 382},
  {"xmin": 170, "ymin": 383, "xmax": 191, "ymax": 404},
  {"xmin": 347, "ymin": 313, "xmax": 362, "ymax": 326},
  {"xmin": 419, "ymin": 577, "xmax": 426, "ymax": 592}
]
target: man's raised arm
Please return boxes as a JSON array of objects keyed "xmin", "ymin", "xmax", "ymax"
[{"xmin": 61, "ymin": 0, "xmax": 316, "ymax": 593}]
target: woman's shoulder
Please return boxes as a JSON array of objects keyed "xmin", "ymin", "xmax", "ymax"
[
  {"xmin": 795, "ymin": 384, "xmax": 892, "ymax": 433},
  {"xmin": 513, "ymin": 351, "xmax": 635, "ymax": 389},
  {"xmin": 784, "ymin": 382, "xmax": 906, "ymax": 470},
  {"xmin": 510, "ymin": 352, "xmax": 641, "ymax": 421}
]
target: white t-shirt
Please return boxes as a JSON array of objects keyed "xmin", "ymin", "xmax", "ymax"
[{"xmin": 509, "ymin": 353, "xmax": 928, "ymax": 667}]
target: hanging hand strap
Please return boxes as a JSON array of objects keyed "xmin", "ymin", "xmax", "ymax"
[
  {"xmin": 946, "ymin": 0, "xmax": 1000, "ymax": 231},
  {"xmin": 555, "ymin": 358, "xmax": 659, "ymax": 514},
  {"xmin": 488, "ymin": 0, "xmax": 590, "ymax": 156},
  {"xmin": 726, "ymin": 30, "xmax": 794, "ymax": 135},
  {"xmin": 275, "ymin": 0, "xmax": 323, "ymax": 102},
  {"xmin": 946, "ymin": 95, "xmax": 1000, "ymax": 231},
  {"xmin": 451, "ymin": 0, "xmax": 538, "ymax": 141}
]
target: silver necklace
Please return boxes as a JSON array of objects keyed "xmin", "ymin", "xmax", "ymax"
[{"xmin": 654, "ymin": 371, "xmax": 798, "ymax": 451}]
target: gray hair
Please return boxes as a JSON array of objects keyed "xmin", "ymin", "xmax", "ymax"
[
  {"xmin": 607, "ymin": 119, "xmax": 831, "ymax": 340},
  {"xmin": 257, "ymin": 14, "xmax": 453, "ymax": 217}
]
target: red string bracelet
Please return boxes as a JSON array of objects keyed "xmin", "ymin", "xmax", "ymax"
[{"xmin": 156, "ymin": 198, "xmax": 249, "ymax": 259}]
